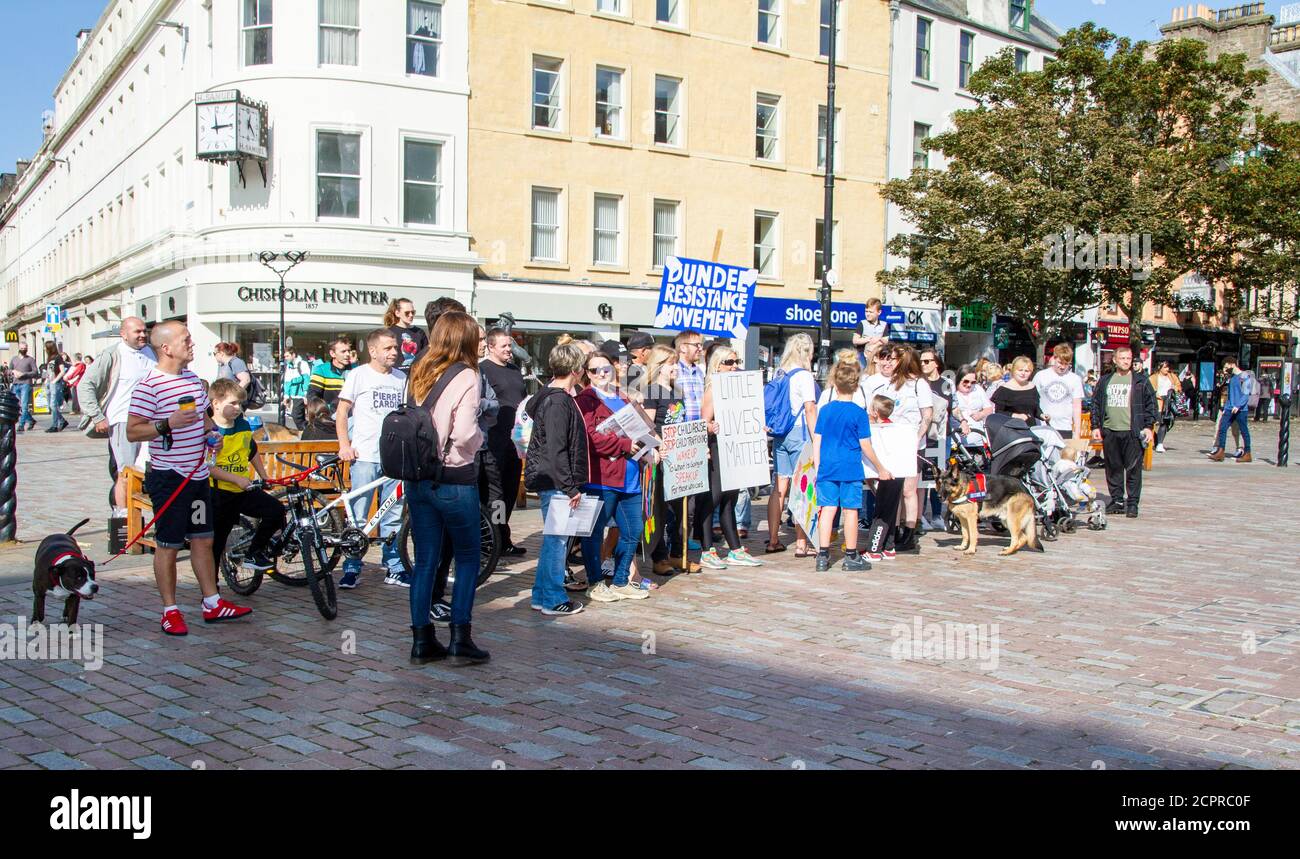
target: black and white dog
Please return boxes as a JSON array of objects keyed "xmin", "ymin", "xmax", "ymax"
[{"xmin": 31, "ymin": 519, "xmax": 99, "ymax": 625}]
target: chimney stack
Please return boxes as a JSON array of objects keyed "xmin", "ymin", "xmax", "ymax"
[{"xmin": 76, "ymin": 28, "xmax": 92, "ymax": 52}]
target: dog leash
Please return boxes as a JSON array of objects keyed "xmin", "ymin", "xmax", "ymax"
[{"xmin": 98, "ymin": 454, "xmax": 210, "ymax": 567}]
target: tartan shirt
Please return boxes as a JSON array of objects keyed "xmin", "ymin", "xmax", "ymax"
[{"xmin": 676, "ymin": 360, "xmax": 705, "ymax": 421}]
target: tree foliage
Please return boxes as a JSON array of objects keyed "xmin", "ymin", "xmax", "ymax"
[{"xmin": 880, "ymin": 24, "xmax": 1299, "ymax": 347}]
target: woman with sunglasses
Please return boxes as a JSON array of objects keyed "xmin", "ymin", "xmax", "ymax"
[
  {"xmin": 861, "ymin": 344, "xmax": 933, "ymax": 552},
  {"xmin": 696, "ymin": 347, "xmax": 763, "ymax": 570},
  {"xmin": 574, "ymin": 352, "xmax": 650, "ymax": 603},
  {"xmin": 383, "ymin": 297, "xmax": 428, "ymax": 372},
  {"xmin": 952, "ymin": 365, "xmax": 995, "ymax": 445}
]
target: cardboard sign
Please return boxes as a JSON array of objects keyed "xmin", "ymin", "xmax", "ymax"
[
  {"xmin": 786, "ymin": 443, "xmax": 819, "ymax": 550},
  {"xmin": 660, "ymin": 420, "xmax": 710, "ymax": 502},
  {"xmin": 654, "ymin": 256, "xmax": 758, "ymax": 339},
  {"xmin": 712, "ymin": 371, "xmax": 771, "ymax": 491},
  {"xmin": 870, "ymin": 422, "xmax": 919, "ymax": 478}
]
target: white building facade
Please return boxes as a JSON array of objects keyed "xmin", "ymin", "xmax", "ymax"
[
  {"xmin": 0, "ymin": 0, "xmax": 476, "ymax": 389},
  {"xmin": 882, "ymin": 0, "xmax": 1058, "ymax": 366}
]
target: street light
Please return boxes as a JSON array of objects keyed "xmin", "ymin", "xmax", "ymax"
[
  {"xmin": 255, "ymin": 250, "xmax": 307, "ymax": 425},
  {"xmin": 818, "ymin": 0, "xmax": 839, "ymax": 384}
]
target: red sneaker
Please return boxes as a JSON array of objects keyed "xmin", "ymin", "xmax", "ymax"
[
  {"xmin": 203, "ymin": 597, "xmax": 253, "ymax": 624},
  {"xmin": 161, "ymin": 609, "xmax": 189, "ymax": 636}
]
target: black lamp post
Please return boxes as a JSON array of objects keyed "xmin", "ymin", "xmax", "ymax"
[
  {"xmin": 255, "ymin": 250, "xmax": 307, "ymax": 425},
  {"xmin": 818, "ymin": 0, "xmax": 839, "ymax": 384}
]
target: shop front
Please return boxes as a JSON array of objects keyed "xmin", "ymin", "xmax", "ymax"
[
  {"xmin": 748, "ymin": 297, "xmax": 864, "ymax": 378},
  {"xmin": 943, "ymin": 302, "xmax": 994, "ymax": 368},
  {"xmin": 995, "ymin": 315, "xmax": 1036, "ymax": 365},
  {"xmin": 192, "ymin": 282, "xmax": 460, "ymax": 400},
  {"xmin": 888, "ymin": 306, "xmax": 942, "ymax": 351},
  {"xmin": 1148, "ymin": 322, "xmax": 1241, "ymax": 375}
]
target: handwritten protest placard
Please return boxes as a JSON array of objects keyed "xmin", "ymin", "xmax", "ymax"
[
  {"xmin": 660, "ymin": 420, "xmax": 709, "ymax": 502},
  {"xmin": 653, "ymin": 256, "xmax": 758, "ymax": 339},
  {"xmin": 713, "ymin": 371, "xmax": 771, "ymax": 491}
]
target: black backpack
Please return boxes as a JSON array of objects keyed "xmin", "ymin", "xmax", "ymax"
[
  {"xmin": 244, "ymin": 373, "xmax": 267, "ymax": 410},
  {"xmin": 379, "ymin": 364, "xmax": 469, "ymax": 482}
]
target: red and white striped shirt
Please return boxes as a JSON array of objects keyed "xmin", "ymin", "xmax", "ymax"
[{"xmin": 129, "ymin": 369, "xmax": 210, "ymax": 478}]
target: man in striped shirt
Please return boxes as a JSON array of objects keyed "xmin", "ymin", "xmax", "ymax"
[
  {"xmin": 128, "ymin": 321, "xmax": 252, "ymax": 636},
  {"xmin": 305, "ymin": 336, "xmax": 354, "ymax": 433},
  {"xmin": 674, "ymin": 329, "xmax": 705, "ymax": 421}
]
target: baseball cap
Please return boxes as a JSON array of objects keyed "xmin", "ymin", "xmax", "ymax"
[
  {"xmin": 625, "ymin": 332, "xmax": 655, "ymax": 351},
  {"xmin": 598, "ymin": 339, "xmax": 626, "ymax": 363}
]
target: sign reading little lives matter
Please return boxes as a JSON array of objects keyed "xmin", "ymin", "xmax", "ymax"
[
  {"xmin": 654, "ymin": 256, "xmax": 758, "ymax": 339},
  {"xmin": 713, "ymin": 371, "xmax": 771, "ymax": 492}
]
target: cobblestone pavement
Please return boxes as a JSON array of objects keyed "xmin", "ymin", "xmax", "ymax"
[{"xmin": 0, "ymin": 421, "xmax": 1296, "ymax": 770}]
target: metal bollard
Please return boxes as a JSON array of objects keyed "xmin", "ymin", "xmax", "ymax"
[
  {"xmin": 1278, "ymin": 395, "xmax": 1291, "ymax": 468},
  {"xmin": 0, "ymin": 384, "xmax": 19, "ymax": 543}
]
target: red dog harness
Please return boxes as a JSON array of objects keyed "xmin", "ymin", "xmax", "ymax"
[{"xmin": 954, "ymin": 474, "xmax": 988, "ymax": 504}]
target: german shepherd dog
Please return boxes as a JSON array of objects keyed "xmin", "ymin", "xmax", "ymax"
[{"xmin": 936, "ymin": 461, "xmax": 1042, "ymax": 557}]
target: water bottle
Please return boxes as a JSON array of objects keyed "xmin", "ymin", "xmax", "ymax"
[{"xmin": 247, "ymin": 415, "xmax": 263, "ymax": 432}]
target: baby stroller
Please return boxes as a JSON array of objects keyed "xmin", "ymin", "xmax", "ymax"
[{"xmin": 953, "ymin": 414, "xmax": 1101, "ymax": 540}]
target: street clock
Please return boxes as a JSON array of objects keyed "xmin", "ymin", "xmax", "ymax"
[{"xmin": 196, "ymin": 90, "xmax": 269, "ymax": 183}]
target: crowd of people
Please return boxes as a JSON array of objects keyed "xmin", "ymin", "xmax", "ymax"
[{"xmin": 6, "ymin": 296, "xmax": 1290, "ymax": 667}]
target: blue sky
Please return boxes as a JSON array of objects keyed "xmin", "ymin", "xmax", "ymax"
[{"xmin": 0, "ymin": 0, "xmax": 1296, "ymax": 176}]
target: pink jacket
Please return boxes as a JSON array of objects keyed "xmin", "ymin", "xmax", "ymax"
[{"xmin": 428, "ymin": 365, "xmax": 482, "ymax": 469}]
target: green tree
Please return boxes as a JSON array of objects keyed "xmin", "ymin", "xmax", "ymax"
[{"xmin": 880, "ymin": 25, "xmax": 1289, "ymax": 350}]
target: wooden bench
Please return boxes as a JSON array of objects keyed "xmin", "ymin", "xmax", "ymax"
[{"xmin": 124, "ymin": 440, "xmax": 345, "ymax": 553}]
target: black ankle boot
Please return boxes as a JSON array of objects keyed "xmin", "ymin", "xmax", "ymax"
[
  {"xmin": 897, "ymin": 526, "xmax": 919, "ymax": 553},
  {"xmin": 448, "ymin": 624, "xmax": 490, "ymax": 665},
  {"xmin": 410, "ymin": 624, "xmax": 447, "ymax": 664}
]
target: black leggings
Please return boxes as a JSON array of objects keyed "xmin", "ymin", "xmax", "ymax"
[
  {"xmin": 868, "ymin": 479, "xmax": 905, "ymax": 554},
  {"xmin": 693, "ymin": 443, "xmax": 739, "ymax": 552}
]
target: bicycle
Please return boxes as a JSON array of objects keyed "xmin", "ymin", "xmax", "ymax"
[
  {"xmin": 220, "ymin": 455, "xmax": 500, "ymax": 608},
  {"xmin": 217, "ymin": 458, "xmax": 342, "ymax": 620}
]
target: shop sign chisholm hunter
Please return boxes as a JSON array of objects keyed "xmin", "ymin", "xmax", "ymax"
[{"xmin": 236, "ymin": 286, "xmax": 390, "ymax": 309}]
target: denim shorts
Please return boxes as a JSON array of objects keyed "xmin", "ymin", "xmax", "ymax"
[
  {"xmin": 815, "ymin": 479, "xmax": 863, "ymax": 510},
  {"xmin": 773, "ymin": 428, "xmax": 806, "ymax": 477}
]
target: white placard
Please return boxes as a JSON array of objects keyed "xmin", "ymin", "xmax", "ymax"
[
  {"xmin": 660, "ymin": 420, "xmax": 710, "ymax": 501},
  {"xmin": 712, "ymin": 371, "xmax": 772, "ymax": 491},
  {"xmin": 869, "ymin": 422, "xmax": 919, "ymax": 478},
  {"xmin": 597, "ymin": 402, "xmax": 656, "ymax": 445},
  {"xmin": 543, "ymin": 496, "xmax": 604, "ymax": 537}
]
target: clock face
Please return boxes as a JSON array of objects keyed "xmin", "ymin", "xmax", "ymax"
[
  {"xmin": 197, "ymin": 103, "xmax": 237, "ymax": 156},
  {"xmin": 237, "ymin": 103, "xmax": 266, "ymax": 159}
]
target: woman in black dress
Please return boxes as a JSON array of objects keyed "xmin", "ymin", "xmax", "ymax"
[{"xmin": 990, "ymin": 356, "xmax": 1043, "ymax": 424}]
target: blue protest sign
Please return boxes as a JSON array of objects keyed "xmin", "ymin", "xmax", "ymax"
[
  {"xmin": 880, "ymin": 305, "xmax": 906, "ymax": 325},
  {"xmin": 654, "ymin": 256, "xmax": 758, "ymax": 339}
]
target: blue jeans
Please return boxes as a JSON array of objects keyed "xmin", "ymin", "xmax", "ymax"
[
  {"xmin": 533, "ymin": 490, "xmax": 570, "ymax": 609},
  {"xmin": 582, "ymin": 488, "xmax": 642, "ymax": 588},
  {"xmin": 406, "ymin": 480, "xmax": 480, "ymax": 627},
  {"xmin": 345, "ymin": 460, "xmax": 402, "ymax": 573},
  {"xmin": 1215, "ymin": 407, "xmax": 1251, "ymax": 453},
  {"xmin": 49, "ymin": 382, "xmax": 67, "ymax": 429},
  {"xmin": 14, "ymin": 383, "xmax": 32, "ymax": 427}
]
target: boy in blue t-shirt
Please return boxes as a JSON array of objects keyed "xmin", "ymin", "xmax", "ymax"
[{"xmin": 812, "ymin": 361, "xmax": 893, "ymax": 572}]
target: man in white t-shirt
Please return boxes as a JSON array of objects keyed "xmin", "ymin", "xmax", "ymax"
[
  {"xmin": 1033, "ymin": 342, "xmax": 1085, "ymax": 439},
  {"xmin": 78, "ymin": 316, "xmax": 157, "ymax": 510},
  {"xmin": 336, "ymin": 329, "xmax": 408, "ymax": 589}
]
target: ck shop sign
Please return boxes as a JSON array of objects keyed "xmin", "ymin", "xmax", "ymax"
[{"xmin": 890, "ymin": 307, "xmax": 941, "ymax": 344}]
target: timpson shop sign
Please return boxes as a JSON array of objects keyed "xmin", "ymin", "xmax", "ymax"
[{"xmin": 235, "ymin": 286, "xmax": 390, "ymax": 310}]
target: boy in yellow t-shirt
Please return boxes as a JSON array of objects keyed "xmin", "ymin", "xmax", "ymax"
[{"xmin": 209, "ymin": 378, "xmax": 284, "ymax": 572}]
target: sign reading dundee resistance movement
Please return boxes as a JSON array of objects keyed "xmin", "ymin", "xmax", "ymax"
[
  {"xmin": 712, "ymin": 370, "xmax": 771, "ymax": 491},
  {"xmin": 654, "ymin": 256, "xmax": 758, "ymax": 340}
]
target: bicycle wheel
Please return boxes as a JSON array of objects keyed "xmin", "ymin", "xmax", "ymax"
[
  {"xmin": 220, "ymin": 516, "xmax": 263, "ymax": 596},
  {"xmin": 297, "ymin": 528, "xmax": 338, "ymax": 620},
  {"xmin": 395, "ymin": 503, "xmax": 499, "ymax": 590},
  {"xmin": 269, "ymin": 489, "xmax": 345, "ymax": 586}
]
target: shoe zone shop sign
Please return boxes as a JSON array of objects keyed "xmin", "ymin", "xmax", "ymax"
[
  {"xmin": 749, "ymin": 298, "xmax": 866, "ymax": 330},
  {"xmin": 655, "ymin": 256, "xmax": 759, "ymax": 339}
]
